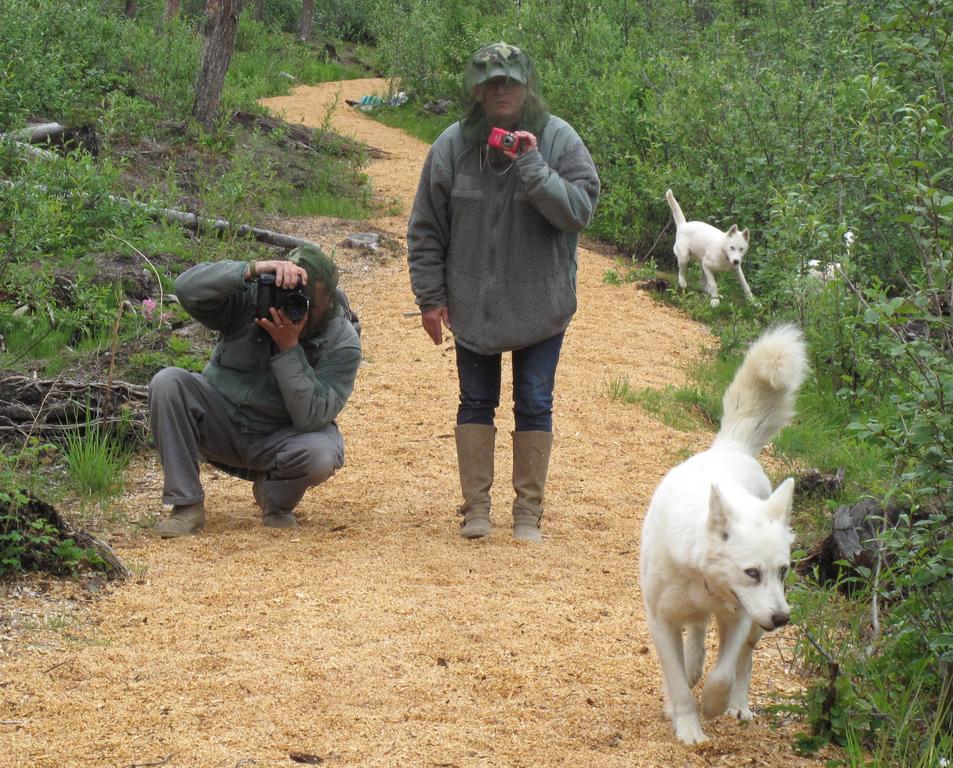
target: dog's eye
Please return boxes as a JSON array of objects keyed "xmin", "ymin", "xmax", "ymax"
[
  {"xmin": 745, "ymin": 568, "xmax": 762, "ymax": 582},
  {"xmin": 780, "ymin": 565, "xmax": 789, "ymax": 580}
]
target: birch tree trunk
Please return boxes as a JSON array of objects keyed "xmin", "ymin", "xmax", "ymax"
[
  {"xmin": 298, "ymin": 0, "xmax": 314, "ymax": 42},
  {"xmin": 192, "ymin": 0, "xmax": 243, "ymax": 129}
]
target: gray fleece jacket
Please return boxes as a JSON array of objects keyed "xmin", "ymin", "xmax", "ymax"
[
  {"xmin": 174, "ymin": 260, "xmax": 362, "ymax": 434},
  {"xmin": 407, "ymin": 116, "xmax": 600, "ymax": 355}
]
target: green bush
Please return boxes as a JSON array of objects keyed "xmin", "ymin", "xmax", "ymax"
[{"xmin": 0, "ymin": 0, "xmax": 128, "ymax": 129}]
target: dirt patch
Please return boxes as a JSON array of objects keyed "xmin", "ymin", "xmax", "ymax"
[{"xmin": 0, "ymin": 79, "xmax": 834, "ymax": 767}]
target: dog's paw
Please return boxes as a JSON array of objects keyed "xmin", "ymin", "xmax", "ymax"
[
  {"xmin": 674, "ymin": 714, "xmax": 707, "ymax": 745},
  {"xmin": 726, "ymin": 705, "xmax": 754, "ymax": 721},
  {"xmin": 709, "ymin": 297, "xmax": 720, "ymax": 308},
  {"xmin": 701, "ymin": 675, "xmax": 731, "ymax": 719}
]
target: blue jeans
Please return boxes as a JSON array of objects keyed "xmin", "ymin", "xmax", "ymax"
[{"xmin": 455, "ymin": 332, "xmax": 565, "ymax": 432}]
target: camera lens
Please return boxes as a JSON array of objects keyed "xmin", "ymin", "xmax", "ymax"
[
  {"xmin": 501, "ymin": 133, "xmax": 516, "ymax": 149},
  {"xmin": 280, "ymin": 292, "xmax": 311, "ymax": 323}
]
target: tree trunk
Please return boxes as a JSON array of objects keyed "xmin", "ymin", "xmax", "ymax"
[
  {"xmin": 298, "ymin": 0, "xmax": 314, "ymax": 42},
  {"xmin": 192, "ymin": 0, "xmax": 243, "ymax": 129},
  {"xmin": 124, "ymin": 0, "xmax": 137, "ymax": 19},
  {"xmin": 252, "ymin": 0, "xmax": 264, "ymax": 21},
  {"xmin": 163, "ymin": 0, "xmax": 180, "ymax": 26}
]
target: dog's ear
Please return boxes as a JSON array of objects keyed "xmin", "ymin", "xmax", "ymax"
[
  {"xmin": 708, "ymin": 483, "xmax": 734, "ymax": 540},
  {"xmin": 727, "ymin": 224, "xmax": 738, "ymax": 235},
  {"xmin": 742, "ymin": 227, "xmax": 750, "ymax": 242},
  {"xmin": 766, "ymin": 477, "xmax": 795, "ymax": 523}
]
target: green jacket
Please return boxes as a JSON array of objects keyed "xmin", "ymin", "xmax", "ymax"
[
  {"xmin": 174, "ymin": 260, "xmax": 362, "ymax": 434},
  {"xmin": 407, "ymin": 115, "xmax": 600, "ymax": 355}
]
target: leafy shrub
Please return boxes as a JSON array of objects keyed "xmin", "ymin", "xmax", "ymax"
[{"xmin": 0, "ymin": 0, "xmax": 128, "ymax": 129}]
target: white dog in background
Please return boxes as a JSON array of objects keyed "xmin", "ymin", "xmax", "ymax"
[
  {"xmin": 639, "ymin": 325, "xmax": 808, "ymax": 744},
  {"xmin": 666, "ymin": 189, "xmax": 754, "ymax": 307}
]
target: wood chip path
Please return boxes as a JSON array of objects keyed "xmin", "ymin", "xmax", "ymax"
[{"xmin": 0, "ymin": 79, "xmax": 832, "ymax": 768}]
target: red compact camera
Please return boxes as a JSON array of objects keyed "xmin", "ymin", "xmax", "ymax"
[{"xmin": 487, "ymin": 127, "xmax": 522, "ymax": 153}]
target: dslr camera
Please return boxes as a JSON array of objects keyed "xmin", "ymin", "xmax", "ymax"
[
  {"xmin": 255, "ymin": 272, "xmax": 310, "ymax": 323},
  {"xmin": 487, "ymin": 126, "xmax": 523, "ymax": 153}
]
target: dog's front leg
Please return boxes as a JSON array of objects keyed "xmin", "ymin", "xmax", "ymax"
[
  {"xmin": 726, "ymin": 622, "xmax": 763, "ymax": 720},
  {"xmin": 648, "ymin": 614, "xmax": 707, "ymax": 744},
  {"xmin": 734, "ymin": 266, "xmax": 755, "ymax": 303},
  {"xmin": 701, "ymin": 263, "xmax": 720, "ymax": 307},
  {"xmin": 684, "ymin": 619, "xmax": 708, "ymax": 688},
  {"xmin": 700, "ymin": 614, "xmax": 750, "ymax": 719}
]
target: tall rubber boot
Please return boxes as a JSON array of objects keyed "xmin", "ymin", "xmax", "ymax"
[
  {"xmin": 455, "ymin": 424, "xmax": 496, "ymax": 539},
  {"xmin": 512, "ymin": 431, "xmax": 553, "ymax": 543}
]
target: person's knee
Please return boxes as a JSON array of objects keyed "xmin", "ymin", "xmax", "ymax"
[
  {"xmin": 514, "ymin": 385, "xmax": 554, "ymax": 432},
  {"xmin": 279, "ymin": 440, "xmax": 341, "ymax": 485},
  {"xmin": 149, "ymin": 367, "xmax": 191, "ymax": 398}
]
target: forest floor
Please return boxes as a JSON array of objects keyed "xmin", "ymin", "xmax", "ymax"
[{"xmin": 0, "ymin": 79, "xmax": 834, "ymax": 767}]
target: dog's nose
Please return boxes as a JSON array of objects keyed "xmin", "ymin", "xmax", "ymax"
[{"xmin": 771, "ymin": 612, "xmax": 790, "ymax": 629}]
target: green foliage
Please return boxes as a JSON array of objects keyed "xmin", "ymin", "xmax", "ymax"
[
  {"xmin": 63, "ymin": 422, "xmax": 132, "ymax": 499},
  {"xmin": 312, "ymin": 0, "xmax": 382, "ymax": 43},
  {"xmin": 0, "ymin": 448, "xmax": 106, "ymax": 576},
  {"xmin": 0, "ymin": 503, "xmax": 106, "ymax": 577},
  {"xmin": 227, "ymin": 12, "xmax": 365, "ymax": 111},
  {"xmin": 0, "ymin": 0, "xmax": 128, "ymax": 129},
  {"xmin": 607, "ymin": 375, "xmax": 716, "ymax": 433},
  {"xmin": 122, "ymin": 15, "xmax": 202, "ymax": 119},
  {"xmin": 362, "ymin": 102, "xmax": 457, "ymax": 145}
]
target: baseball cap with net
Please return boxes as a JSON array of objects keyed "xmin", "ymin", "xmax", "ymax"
[
  {"xmin": 465, "ymin": 42, "xmax": 531, "ymax": 87},
  {"xmin": 460, "ymin": 42, "xmax": 550, "ymax": 142}
]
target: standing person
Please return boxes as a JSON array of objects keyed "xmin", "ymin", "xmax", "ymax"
[
  {"xmin": 149, "ymin": 245, "xmax": 362, "ymax": 537},
  {"xmin": 407, "ymin": 42, "xmax": 601, "ymax": 543}
]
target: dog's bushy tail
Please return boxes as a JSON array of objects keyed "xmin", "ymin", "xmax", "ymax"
[
  {"xmin": 713, "ymin": 325, "xmax": 808, "ymax": 457},
  {"xmin": 665, "ymin": 189, "xmax": 686, "ymax": 227}
]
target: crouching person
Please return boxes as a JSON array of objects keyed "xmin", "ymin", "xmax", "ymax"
[{"xmin": 149, "ymin": 245, "xmax": 361, "ymax": 537}]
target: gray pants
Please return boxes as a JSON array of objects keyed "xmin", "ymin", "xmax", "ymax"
[{"xmin": 148, "ymin": 368, "xmax": 344, "ymax": 513}]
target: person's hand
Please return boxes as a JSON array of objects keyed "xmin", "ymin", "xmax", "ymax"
[
  {"xmin": 421, "ymin": 306, "xmax": 450, "ymax": 345},
  {"xmin": 247, "ymin": 260, "xmax": 308, "ymax": 288},
  {"xmin": 503, "ymin": 130, "xmax": 538, "ymax": 160},
  {"xmin": 256, "ymin": 307, "xmax": 307, "ymax": 352}
]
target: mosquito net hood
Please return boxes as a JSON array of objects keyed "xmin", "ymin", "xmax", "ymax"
[
  {"xmin": 287, "ymin": 244, "xmax": 340, "ymax": 331},
  {"xmin": 461, "ymin": 42, "xmax": 550, "ymax": 144}
]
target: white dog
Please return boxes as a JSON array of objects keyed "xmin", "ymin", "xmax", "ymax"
[
  {"xmin": 666, "ymin": 189, "xmax": 753, "ymax": 307},
  {"xmin": 639, "ymin": 325, "xmax": 808, "ymax": 744}
]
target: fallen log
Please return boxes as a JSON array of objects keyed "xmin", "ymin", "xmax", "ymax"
[
  {"xmin": 135, "ymin": 203, "xmax": 322, "ymax": 250},
  {"xmin": 798, "ymin": 497, "xmax": 903, "ymax": 584},
  {"xmin": 0, "ymin": 374, "xmax": 149, "ymax": 443},
  {"xmin": 0, "ymin": 178, "xmax": 327, "ymax": 253},
  {"xmin": 1, "ymin": 122, "xmax": 66, "ymax": 144}
]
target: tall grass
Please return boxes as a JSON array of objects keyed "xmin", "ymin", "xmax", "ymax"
[{"xmin": 63, "ymin": 419, "xmax": 131, "ymax": 499}]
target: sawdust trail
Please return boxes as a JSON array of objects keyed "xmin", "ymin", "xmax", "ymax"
[{"xmin": 1, "ymin": 78, "xmax": 829, "ymax": 767}]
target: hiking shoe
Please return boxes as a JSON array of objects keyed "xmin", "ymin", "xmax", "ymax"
[
  {"xmin": 253, "ymin": 479, "xmax": 298, "ymax": 528},
  {"xmin": 154, "ymin": 502, "xmax": 206, "ymax": 538}
]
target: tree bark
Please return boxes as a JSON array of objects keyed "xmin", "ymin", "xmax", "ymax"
[
  {"xmin": 192, "ymin": 0, "xmax": 243, "ymax": 129},
  {"xmin": 252, "ymin": 0, "xmax": 265, "ymax": 21},
  {"xmin": 298, "ymin": 0, "xmax": 314, "ymax": 42},
  {"xmin": 124, "ymin": 0, "xmax": 137, "ymax": 19},
  {"xmin": 163, "ymin": 0, "xmax": 181, "ymax": 26}
]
